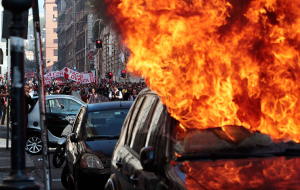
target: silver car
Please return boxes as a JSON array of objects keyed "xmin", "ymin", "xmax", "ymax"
[{"xmin": 26, "ymin": 95, "xmax": 85, "ymax": 155}]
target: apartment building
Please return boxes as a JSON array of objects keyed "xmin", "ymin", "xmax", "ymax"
[{"xmin": 44, "ymin": 0, "xmax": 58, "ymax": 71}]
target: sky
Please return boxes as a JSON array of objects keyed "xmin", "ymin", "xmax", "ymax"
[{"xmin": 38, "ymin": 0, "xmax": 44, "ymax": 14}]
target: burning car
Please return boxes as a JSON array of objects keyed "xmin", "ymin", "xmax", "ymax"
[
  {"xmin": 102, "ymin": 0, "xmax": 300, "ymax": 189},
  {"xmin": 105, "ymin": 88, "xmax": 300, "ymax": 190}
]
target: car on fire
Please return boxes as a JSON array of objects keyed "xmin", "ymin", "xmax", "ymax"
[
  {"xmin": 104, "ymin": 88, "xmax": 300, "ymax": 190},
  {"xmin": 61, "ymin": 101, "xmax": 133, "ymax": 189}
]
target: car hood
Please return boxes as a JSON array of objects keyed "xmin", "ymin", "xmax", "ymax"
[
  {"xmin": 173, "ymin": 156, "xmax": 300, "ymax": 190},
  {"xmin": 84, "ymin": 140, "xmax": 118, "ymax": 156}
]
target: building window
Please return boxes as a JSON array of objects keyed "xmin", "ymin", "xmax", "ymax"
[
  {"xmin": 54, "ymin": 49, "xmax": 58, "ymax": 56},
  {"xmin": 54, "ymin": 39, "xmax": 58, "ymax": 44},
  {"xmin": 53, "ymin": 28, "xmax": 57, "ymax": 33},
  {"xmin": 53, "ymin": 7, "xmax": 57, "ymax": 11}
]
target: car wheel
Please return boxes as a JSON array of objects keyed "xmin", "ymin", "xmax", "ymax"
[
  {"xmin": 61, "ymin": 165, "xmax": 69, "ymax": 189},
  {"xmin": 53, "ymin": 145, "xmax": 66, "ymax": 168},
  {"xmin": 105, "ymin": 174, "xmax": 122, "ymax": 190},
  {"xmin": 25, "ymin": 133, "xmax": 43, "ymax": 155}
]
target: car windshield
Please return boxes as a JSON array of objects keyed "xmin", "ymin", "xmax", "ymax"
[
  {"xmin": 86, "ymin": 109, "xmax": 129, "ymax": 139},
  {"xmin": 171, "ymin": 121, "xmax": 300, "ymax": 161}
]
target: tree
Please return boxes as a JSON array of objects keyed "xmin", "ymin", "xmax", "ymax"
[
  {"xmin": 25, "ymin": 59, "xmax": 35, "ymax": 69},
  {"xmin": 92, "ymin": 20, "xmax": 105, "ymax": 42}
]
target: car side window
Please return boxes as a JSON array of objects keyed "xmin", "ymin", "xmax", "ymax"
[
  {"xmin": 125, "ymin": 96, "xmax": 145, "ymax": 145},
  {"xmin": 145, "ymin": 101, "xmax": 165, "ymax": 170},
  {"xmin": 46, "ymin": 100, "xmax": 50, "ymax": 113},
  {"xmin": 129, "ymin": 96, "xmax": 157, "ymax": 154},
  {"xmin": 145, "ymin": 101, "xmax": 164, "ymax": 147},
  {"xmin": 47, "ymin": 98, "xmax": 81, "ymax": 114}
]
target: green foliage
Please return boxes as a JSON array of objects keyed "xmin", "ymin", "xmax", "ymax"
[
  {"xmin": 92, "ymin": 20, "xmax": 105, "ymax": 42},
  {"xmin": 25, "ymin": 59, "xmax": 36, "ymax": 69}
]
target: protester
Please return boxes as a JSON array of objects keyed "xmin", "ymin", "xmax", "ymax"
[
  {"xmin": 129, "ymin": 89, "xmax": 138, "ymax": 101},
  {"xmin": 29, "ymin": 86, "xmax": 34, "ymax": 97},
  {"xmin": 88, "ymin": 87, "xmax": 101, "ymax": 104},
  {"xmin": 69, "ymin": 83, "xmax": 84, "ymax": 99},
  {"xmin": 81, "ymin": 91, "xmax": 88, "ymax": 103},
  {"xmin": 24, "ymin": 84, "xmax": 35, "ymax": 126},
  {"xmin": 109, "ymin": 85, "xmax": 123, "ymax": 101},
  {"xmin": 123, "ymin": 84, "xmax": 133, "ymax": 100}
]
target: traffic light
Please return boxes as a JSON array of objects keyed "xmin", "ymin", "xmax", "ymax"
[
  {"xmin": 121, "ymin": 70, "xmax": 126, "ymax": 78},
  {"xmin": 105, "ymin": 72, "xmax": 113, "ymax": 79},
  {"xmin": 96, "ymin": 39, "xmax": 102, "ymax": 48}
]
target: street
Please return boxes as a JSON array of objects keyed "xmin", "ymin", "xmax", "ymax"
[
  {"xmin": 30, "ymin": 149, "xmax": 65, "ymax": 190},
  {"xmin": 0, "ymin": 128, "xmax": 65, "ymax": 190}
]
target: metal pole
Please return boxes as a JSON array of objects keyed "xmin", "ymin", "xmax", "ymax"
[
  {"xmin": 124, "ymin": 51, "xmax": 126, "ymax": 83},
  {"xmin": 85, "ymin": 29, "xmax": 86, "ymax": 72},
  {"xmin": 33, "ymin": 0, "xmax": 51, "ymax": 189},
  {"xmin": 6, "ymin": 39, "xmax": 10, "ymax": 150},
  {"xmin": 0, "ymin": 0, "xmax": 39, "ymax": 189},
  {"xmin": 73, "ymin": 0, "xmax": 77, "ymax": 71}
]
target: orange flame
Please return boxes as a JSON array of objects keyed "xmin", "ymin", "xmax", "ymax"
[
  {"xmin": 106, "ymin": 0, "xmax": 300, "ymax": 142},
  {"xmin": 181, "ymin": 157, "xmax": 300, "ymax": 189}
]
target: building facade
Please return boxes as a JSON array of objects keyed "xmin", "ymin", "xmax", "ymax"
[{"xmin": 44, "ymin": 0, "xmax": 58, "ymax": 71}]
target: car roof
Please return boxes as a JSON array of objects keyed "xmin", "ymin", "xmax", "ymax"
[
  {"xmin": 86, "ymin": 101, "xmax": 133, "ymax": 112},
  {"xmin": 138, "ymin": 88, "xmax": 158, "ymax": 96},
  {"xmin": 32, "ymin": 95, "xmax": 85, "ymax": 103}
]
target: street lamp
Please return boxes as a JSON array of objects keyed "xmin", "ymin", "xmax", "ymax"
[{"xmin": 0, "ymin": 0, "xmax": 39, "ymax": 189}]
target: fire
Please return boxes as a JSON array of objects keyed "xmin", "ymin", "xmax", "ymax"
[
  {"xmin": 181, "ymin": 157, "xmax": 300, "ymax": 189},
  {"xmin": 105, "ymin": 0, "xmax": 300, "ymax": 141}
]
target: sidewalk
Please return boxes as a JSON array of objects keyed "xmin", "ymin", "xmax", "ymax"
[{"xmin": 0, "ymin": 124, "xmax": 35, "ymax": 173}]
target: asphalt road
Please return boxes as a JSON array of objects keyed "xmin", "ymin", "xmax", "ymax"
[{"xmin": 30, "ymin": 149, "xmax": 65, "ymax": 190}]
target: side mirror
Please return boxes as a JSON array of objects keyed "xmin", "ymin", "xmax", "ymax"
[
  {"xmin": 70, "ymin": 133, "xmax": 78, "ymax": 143},
  {"xmin": 61, "ymin": 104, "xmax": 65, "ymax": 109},
  {"xmin": 140, "ymin": 147, "xmax": 154, "ymax": 172}
]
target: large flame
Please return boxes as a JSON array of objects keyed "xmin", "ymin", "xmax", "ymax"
[{"xmin": 106, "ymin": 0, "xmax": 300, "ymax": 142}]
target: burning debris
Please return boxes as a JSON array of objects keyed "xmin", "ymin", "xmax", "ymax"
[{"xmin": 106, "ymin": 0, "xmax": 300, "ymax": 141}]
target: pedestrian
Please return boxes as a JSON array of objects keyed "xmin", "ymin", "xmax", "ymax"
[
  {"xmin": 81, "ymin": 91, "xmax": 88, "ymax": 103},
  {"xmin": 103, "ymin": 87, "xmax": 109, "ymax": 98},
  {"xmin": 29, "ymin": 85, "xmax": 34, "ymax": 97},
  {"xmin": 24, "ymin": 84, "xmax": 35, "ymax": 126},
  {"xmin": 88, "ymin": 87, "xmax": 101, "ymax": 104},
  {"xmin": 129, "ymin": 89, "xmax": 138, "ymax": 101},
  {"xmin": 52, "ymin": 86, "xmax": 61, "ymax": 94},
  {"xmin": 123, "ymin": 84, "xmax": 133, "ymax": 100},
  {"xmin": 109, "ymin": 85, "xmax": 123, "ymax": 101},
  {"xmin": 69, "ymin": 83, "xmax": 84, "ymax": 99}
]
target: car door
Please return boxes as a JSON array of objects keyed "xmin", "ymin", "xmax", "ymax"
[
  {"xmin": 46, "ymin": 98, "xmax": 82, "ymax": 137},
  {"xmin": 112, "ymin": 96, "xmax": 145, "ymax": 189},
  {"xmin": 66, "ymin": 108, "xmax": 85, "ymax": 178},
  {"xmin": 115, "ymin": 95, "xmax": 158, "ymax": 189}
]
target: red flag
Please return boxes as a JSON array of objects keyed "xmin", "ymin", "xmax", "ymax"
[
  {"xmin": 31, "ymin": 71, "xmax": 34, "ymax": 77},
  {"xmin": 64, "ymin": 67, "xmax": 69, "ymax": 80},
  {"xmin": 89, "ymin": 51, "xmax": 92, "ymax": 60}
]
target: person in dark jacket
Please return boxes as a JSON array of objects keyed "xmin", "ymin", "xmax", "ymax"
[{"xmin": 88, "ymin": 88, "xmax": 101, "ymax": 104}]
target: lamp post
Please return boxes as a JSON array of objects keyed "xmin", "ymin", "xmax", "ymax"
[{"xmin": 0, "ymin": 0, "xmax": 39, "ymax": 189}]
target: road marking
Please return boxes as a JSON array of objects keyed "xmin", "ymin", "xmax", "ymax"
[{"xmin": 52, "ymin": 179, "xmax": 61, "ymax": 182}]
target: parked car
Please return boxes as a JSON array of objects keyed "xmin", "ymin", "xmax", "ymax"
[
  {"xmin": 62, "ymin": 101, "xmax": 133, "ymax": 190},
  {"xmin": 105, "ymin": 88, "xmax": 300, "ymax": 190},
  {"xmin": 26, "ymin": 95, "xmax": 85, "ymax": 155}
]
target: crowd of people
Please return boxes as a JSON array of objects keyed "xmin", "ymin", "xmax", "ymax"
[{"xmin": 42, "ymin": 81, "xmax": 148, "ymax": 103}]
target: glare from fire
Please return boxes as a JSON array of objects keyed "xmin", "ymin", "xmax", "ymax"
[
  {"xmin": 181, "ymin": 157, "xmax": 300, "ymax": 189},
  {"xmin": 106, "ymin": 0, "xmax": 300, "ymax": 142}
]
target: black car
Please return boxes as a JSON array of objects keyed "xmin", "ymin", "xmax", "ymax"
[
  {"xmin": 62, "ymin": 101, "xmax": 133, "ymax": 190},
  {"xmin": 105, "ymin": 88, "xmax": 300, "ymax": 190}
]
